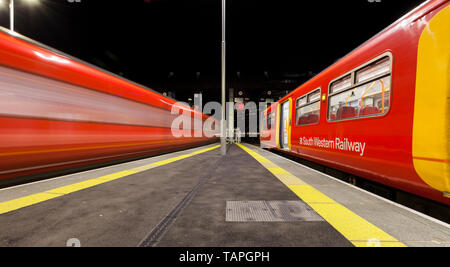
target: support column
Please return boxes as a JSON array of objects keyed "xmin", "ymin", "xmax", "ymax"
[{"xmin": 220, "ymin": 0, "xmax": 227, "ymax": 155}]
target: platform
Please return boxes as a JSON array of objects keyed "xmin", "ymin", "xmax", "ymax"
[{"xmin": 0, "ymin": 143, "xmax": 448, "ymax": 247}]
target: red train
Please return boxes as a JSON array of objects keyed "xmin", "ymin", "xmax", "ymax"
[
  {"xmin": 0, "ymin": 28, "xmax": 218, "ymax": 183},
  {"xmin": 260, "ymin": 0, "xmax": 450, "ymax": 205}
]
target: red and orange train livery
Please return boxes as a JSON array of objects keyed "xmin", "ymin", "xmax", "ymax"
[
  {"xmin": 261, "ymin": 0, "xmax": 450, "ymax": 205},
  {"xmin": 0, "ymin": 28, "xmax": 218, "ymax": 183}
]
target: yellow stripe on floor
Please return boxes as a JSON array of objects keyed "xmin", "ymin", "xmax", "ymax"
[
  {"xmin": 236, "ymin": 143, "xmax": 407, "ymax": 247},
  {"xmin": 0, "ymin": 193, "xmax": 62, "ymax": 215},
  {"xmin": 0, "ymin": 144, "xmax": 220, "ymax": 215}
]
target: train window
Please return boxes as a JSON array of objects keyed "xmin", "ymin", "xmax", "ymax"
[
  {"xmin": 262, "ymin": 113, "xmax": 268, "ymax": 130},
  {"xmin": 296, "ymin": 89, "xmax": 321, "ymax": 126},
  {"xmin": 297, "ymin": 96, "xmax": 307, "ymax": 106},
  {"xmin": 267, "ymin": 112, "xmax": 275, "ymax": 130},
  {"xmin": 308, "ymin": 90, "xmax": 321, "ymax": 102},
  {"xmin": 0, "ymin": 65, "xmax": 182, "ymax": 128},
  {"xmin": 329, "ymin": 74, "xmax": 352, "ymax": 94},
  {"xmin": 356, "ymin": 57, "xmax": 390, "ymax": 84},
  {"xmin": 328, "ymin": 55, "xmax": 391, "ymax": 121}
]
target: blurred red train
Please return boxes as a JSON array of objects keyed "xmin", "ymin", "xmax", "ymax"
[
  {"xmin": 0, "ymin": 28, "xmax": 218, "ymax": 184},
  {"xmin": 261, "ymin": 0, "xmax": 450, "ymax": 205}
]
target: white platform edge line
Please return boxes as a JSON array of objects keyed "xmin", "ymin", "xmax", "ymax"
[{"xmin": 244, "ymin": 143, "xmax": 450, "ymax": 229}]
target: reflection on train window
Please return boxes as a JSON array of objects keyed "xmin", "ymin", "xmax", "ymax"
[
  {"xmin": 262, "ymin": 114, "xmax": 267, "ymax": 130},
  {"xmin": 308, "ymin": 90, "xmax": 321, "ymax": 102},
  {"xmin": 296, "ymin": 88, "xmax": 321, "ymax": 126},
  {"xmin": 330, "ymin": 74, "xmax": 351, "ymax": 94},
  {"xmin": 328, "ymin": 56, "xmax": 391, "ymax": 121},
  {"xmin": 266, "ymin": 112, "xmax": 275, "ymax": 130},
  {"xmin": 297, "ymin": 96, "xmax": 307, "ymax": 106},
  {"xmin": 0, "ymin": 65, "xmax": 177, "ymax": 128},
  {"xmin": 356, "ymin": 57, "xmax": 390, "ymax": 83}
]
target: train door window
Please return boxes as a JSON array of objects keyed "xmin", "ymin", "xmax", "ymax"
[
  {"xmin": 328, "ymin": 55, "xmax": 392, "ymax": 121},
  {"xmin": 262, "ymin": 113, "xmax": 268, "ymax": 130},
  {"xmin": 296, "ymin": 88, "xmax": 321, "ymax": 126},
  {"xmin": 267, "ymin": 112, "xmax": 275, "ymax": 130}
]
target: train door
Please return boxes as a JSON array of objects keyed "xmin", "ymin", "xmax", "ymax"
[{"xmin": 279, "ymin": 99, "xmax": 292, "ymax": 150}]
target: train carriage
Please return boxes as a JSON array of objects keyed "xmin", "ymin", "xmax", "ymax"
[
  {"xmin": 0, "ymin": 27, "xmax": 218, "ymax": 184},
  {"xmin": 261, "ymin": 0, "xmax": 450, "ymax": 205}
]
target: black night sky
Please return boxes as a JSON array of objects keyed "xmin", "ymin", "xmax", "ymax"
[{"xmin": 0, "ymin": 0, "xmax": 426, "ymax": 104}]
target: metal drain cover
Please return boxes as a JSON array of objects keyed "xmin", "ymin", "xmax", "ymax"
[{"xmin": 226, "ymin": 200, "xmax": 324, "ymax": 222}]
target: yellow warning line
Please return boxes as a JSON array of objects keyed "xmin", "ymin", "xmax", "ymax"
[
  {"xmin": 236, "ymin": 143, "xmax": 407, "ymax": 247},
  {"xmin": 0, "ymin": 144, "xmax": 220, "ymax": 215}
]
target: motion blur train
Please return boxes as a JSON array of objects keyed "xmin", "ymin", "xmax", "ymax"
[
  {"xmin": 0, "ymin": 27, "xmax": 218, "ymax": 184},
  {"xmin": 260, "ymin": 0, "xmax": 450, "ymax": 205}
]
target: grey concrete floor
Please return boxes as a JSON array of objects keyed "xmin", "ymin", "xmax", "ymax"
[
  {"xmin": 245, "ymin": 144, "xmax": 450, "ymax": 247},
  {"xmin": 157, "ymin": 145, "xmax": 352, "ymax": 247},
  {"xmin": 0, "ymin": 143, "xmax": 448, "ymax": 247}
]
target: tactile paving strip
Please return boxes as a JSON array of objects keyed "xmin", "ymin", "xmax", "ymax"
[{"xmin": 226, "ymin": 200, "xmax": 324, "ymax": 222}]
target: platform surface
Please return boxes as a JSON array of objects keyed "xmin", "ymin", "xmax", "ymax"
[{"xmin": 0, "ymin": 143, "xmax": 448, "ymax": 247}]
